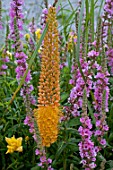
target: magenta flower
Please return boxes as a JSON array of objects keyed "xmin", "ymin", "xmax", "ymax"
[
  {"xmin": 35, "ymin": 149, "xmax": 41, "ymax": 156},
  {"xmin": 94, "ymin": 130, "xmax": 102, "ymax": 136},
  {"xmin": 40, "ymin": 156, "xmax": 47, "ymax": 163},
  {"xmin": 1, "ymin": 64, "xmax": 8, "ymax": 70},
  {"xmin": 9, "ymin": 0, "xmax": 24, "ymax": 41},
  {"xmin": 47, "ymin": 158, "xmax": 52, "ymax": 164},
  {"xmin": 78, "ymin": 115, "xmax": 97, "ymax": 169},
  {"xmin": 88, "ymin": 50, "xmax": 99, "ymax": 58},
  {"xmin": 2, "ymin": 57, "xmax": 9, "ymax": 62},
  {"xmin": 107, "ymin": 48, "xmax": 113, "ymax": 75},
  {"xmin": 100, "ymin": 139, "xmax": 106, "ymax": 146},
  {"xmin": 24, "ymin": 115, "xmax": 30, "ymax": 125},
  {"xmin": 47, "ymin": 166, "xmax": 54, "ymax": 170},
  {"xmin": 38, "ymin": 162, "xmax": 43, "ymax": 167}
]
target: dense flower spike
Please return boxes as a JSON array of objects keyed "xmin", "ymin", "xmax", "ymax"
[
  {"xmin": 107, "ymin": 48, "xmax": 113, "ymax": 74},
  {"xmin": 92, "ymin": 1, "xmax": 110, "ymax": 148},
  {"xmin": 9, "ymin": 0, "xmax": 24, "ymax": 42},
  {"xmin": 78, "ymin": 88, "xmax": 97, "ymax": 169},
  {"xmin": 35, "ymin": 148, "xmax": 53, "ymax": 169},
  {"xmin": 93, "ymin": 63, "xmax": 109, "ymax": 148},
  {"xmin": 40, "ymin": 8, "xmax": 48, "ymax": 31},
  {"xmin": 9, "ymin": 0, "xmax": 36, "ymax": 104},
  {"xmin": 104, "ymin": 0, "xmax": 113, "ymax": 19},
  {"xmin": 93, "ymin": 68, "xmax": 109, "ymax": 113},
  {"xmin": 34, "ymin": 6, "xmax": 60, "ymax": 147},
  {"xmin": 68, "ymin": 58, "xmax": 94, "ymax": 117},
  {"xmin": 103, "ymin": 0, "xmax": 113, "ymax": 75}
]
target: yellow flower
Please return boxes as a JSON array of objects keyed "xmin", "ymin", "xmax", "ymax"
[
  {"xmin": 5, "ymin": 136, "xmax": 23, "ymax": 154},
  {"xmin": 35, "ymin": 28, "xmax": 41, "ymax": 40},
  {"xmin": 24, "ymin": 33, "xmax": 30, "ymax": 41}
]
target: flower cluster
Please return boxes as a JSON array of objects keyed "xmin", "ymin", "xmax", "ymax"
[
  {"xmin": 34, "ymin": 6, "xmax": 61, "ymax": 147},
  {"xmin": 78, "ymin": 117, "xmax": 97, "ymax": 169},
  {"xmin": 93, "ymin": 68, "xmax": 109, "ymax": 113},
  {"xmin": 14, "ymin": 51, "xmax": 36, "ymax": 105},
  {"xmin": 78, "ymin": 88, "xmax": 97, "ymax": 169},
  {"xmin": 9, "ymin": 0, "xmax": 24, "ymax": 42},
  {"xmin": 35, "ymin": 149, "xmax": 53, "ymax": 170},
  {"xmin": 40, "ymin": 8, "xmax": 48, "ymax": 31},
  {"xmin": 107, "ymin": 48, "xmax": 113, "ymax": 74},
  {"xmin": 5, "ymin": 136, "xmax": 23, "ymax": 154},
  {"xmin": 15, "ymin": 52, "xmax": 31, "ymax": 81},
  {"xmin": 34, "ymin": 106, "xmax": 59, "ymax": 147},
  {"xmin": 94, "ymin": 113, "xmax": 109, "ymax": 147},
  {"xmin": 93, "ymin": 61, "xmax": 109, "ymax": 148},
  {"xmin": 88, "ymin": 50, "xmax": 99, "ymax": 59},
  {"xmin": 104, "ymin": 0, "xmax": 113, "ymax": 18},
  {"xmin": 24, "ymin": 115, "xmax": 37, "ymax": 140},
  {"xmin": 68, "ymin": 58, "xmax": 93, "ymax": 117},
  {"xmin": 102, "ymin": 0, "xmax": 113, "ymax": 41}
]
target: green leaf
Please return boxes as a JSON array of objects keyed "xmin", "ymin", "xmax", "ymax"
[
  {"xmin": 61, "ymin": 93, "xmax": 69, "ymax": 103},
  {"xmin": 31, "ymin": 166, "xmax": 40, "ymax": 170},
  {"xmin": 90, "ymin": 0, "xmax": 94, "ymax": 42},
  {"xmin": 68, "ymin": 118, "xmax": 80, "ymax": 127},
  {"xmin": 76, "ymin": 0, "xmax": 86, "ymax": 83},
  {"xmin": 55, "ymin": 142, "xmax": 68, "ymax": 160}
]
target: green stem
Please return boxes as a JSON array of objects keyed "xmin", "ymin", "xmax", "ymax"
[
  {"xmin": 63, "ymin": 155, "xmax": 67, "ymax": 170},
  {"xmin": 76, "ymin": 0, "xmax": 86, "ymax": 83}
]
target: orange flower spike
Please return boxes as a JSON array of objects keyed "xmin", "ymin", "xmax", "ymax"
[{"xmin": 34, "ymin": 6, "xmax": 61, "ymax": 147}]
